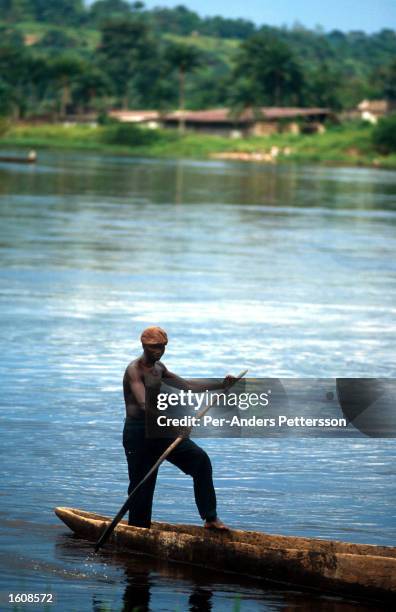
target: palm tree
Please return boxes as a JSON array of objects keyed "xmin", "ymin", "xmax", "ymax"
[
  {"xmin": 50, "ymin": 54, "xmax": 83, "ymax": 117},
  {"xmin": 165, "ymin": 43, "xmax": 201, "ymax": 132}
]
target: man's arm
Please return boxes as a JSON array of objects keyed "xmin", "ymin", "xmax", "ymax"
[{"xmin": 162, "ymin": 368, "xmax": 236, "ymax": 392}]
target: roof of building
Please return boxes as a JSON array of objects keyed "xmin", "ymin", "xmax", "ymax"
[
  {"xmin": 109, "ymin": 107, "xmax": 331, "ymax": 125},
  {"xmin": 165, "ymin": 107, "xmax": 330, "ymax": 123},
  {"xmin": 109, "ymin": 110, "xmax": 160, "ymax": 122}
]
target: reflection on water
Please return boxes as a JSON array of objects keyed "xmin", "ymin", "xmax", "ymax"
[
  {"xmin": 53, "ymin": 538, "xmax": 383, "ymax": 612},
  {"xmin": 0, "ymin": 151, "xmax": 395, "ymax": 610},
  {"xmin": 120, "ymin": 569, "xmax": 152, "ymax": 612}
]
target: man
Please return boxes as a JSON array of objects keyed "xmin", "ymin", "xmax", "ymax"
[{"xmin": 123, "ymin": 326, "xmax": 234, "ymax": 530}]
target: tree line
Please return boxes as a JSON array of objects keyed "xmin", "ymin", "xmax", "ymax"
[
  {"xmin": 0, "ymin": 0, "xmax": 258, "ymax": 38},
  {"xmin": 0, "ymin": 0, "xmax": 395, "ymax": 119}
]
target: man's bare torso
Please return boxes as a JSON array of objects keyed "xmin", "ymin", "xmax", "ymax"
[{"xmin": 123, "ymin": 358, "xmax": 166, "ymax": 418}]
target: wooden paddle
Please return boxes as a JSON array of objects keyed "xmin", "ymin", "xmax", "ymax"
[{"xmin": 94, "ymin": 369, "xmax": 248, "ymax": 552}]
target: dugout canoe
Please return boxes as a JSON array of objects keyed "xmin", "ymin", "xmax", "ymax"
[
  {"xmin": 0, "ymin": 151, "xmax": 37, "ymax": 163},
  {"xmin": 55, "ymin": 507, "xmax": 396, "ymax": 603}
]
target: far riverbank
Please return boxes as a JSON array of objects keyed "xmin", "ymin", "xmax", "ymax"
[{"xmin": 1, "ymin": 121, "xmax": 396, "ymax": 169}]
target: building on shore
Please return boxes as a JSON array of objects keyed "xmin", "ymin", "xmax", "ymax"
[
  {"xmin": 357, "ymin": 99, "xmax": 395, "ymax": 124},
  {"xmin": 340, "ymin": 99, "xmax": 396, "ymax": 124},
  {"xmin": 108, "ymin": 110, "xmax": 161, "ymax": 129},
  {"xmin": 108, "ymin": 107, "xmax": 331, "ymax": 137}
]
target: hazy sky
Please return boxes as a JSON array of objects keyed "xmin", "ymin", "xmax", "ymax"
[{"xmin": 141, "ymin": 0, "xmax": 396, "ymax": 33}]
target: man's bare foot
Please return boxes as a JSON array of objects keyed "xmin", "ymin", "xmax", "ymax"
[{"xmin": 204, "ymin": 518, "xmax": 229, "ymax": 531}]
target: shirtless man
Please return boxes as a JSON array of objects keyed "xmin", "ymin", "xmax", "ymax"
[{"xmin": 123, "ymin": 326, "xmax": 234, "ymax": 530}]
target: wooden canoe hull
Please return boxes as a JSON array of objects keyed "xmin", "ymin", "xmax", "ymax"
[
  {"xmin": 0, "ymin": 155, "xmax": 36, "ymax": 163},
  {"xmin": 55, "ymin": 507, "xmax": 396, "ymax": 603}
]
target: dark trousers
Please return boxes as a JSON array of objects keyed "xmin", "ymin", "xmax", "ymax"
[{"xmin": 123, "ymin": 419, "xmax": 217, "ymax": 527}]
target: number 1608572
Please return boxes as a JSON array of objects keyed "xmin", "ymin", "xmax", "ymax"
[{"xmin": 9, "ymin": 593, "xmax": 53, "ymax": 604}]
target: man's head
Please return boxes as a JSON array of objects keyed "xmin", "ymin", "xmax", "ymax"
[{"xmin": 140, "ymin": 326, "xmax": 168, "ymax": 362}]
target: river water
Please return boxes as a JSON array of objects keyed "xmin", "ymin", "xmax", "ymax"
[{"xmin": 0, "ymin": 151, "xmax": 395, "ymax": 611}]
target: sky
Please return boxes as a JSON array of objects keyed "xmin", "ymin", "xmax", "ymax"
[{"xmin": 140, "ymin": 0, "xmax": 396, "ymax": 33}]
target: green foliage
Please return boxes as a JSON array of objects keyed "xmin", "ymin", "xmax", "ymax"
[
  {"xmin": 0, "ymin": 24, "xmax": 25, "ymax": 47},
  {"xmin": 200, "ymin": 17, "xmax": 255, "ymax": 40},
  {"xmin": 29, "ymin": 0, "xmax": 85, "ymax": 25},
  {"xmin": 0, "ymin": 121, "xmax": 375, "ymax": 164},
  {"xmin": 88, "ymin": 0, "xmax": 133, "ymax": 26},
  {"xmin": 0, "ymin": 78, "xmax": 15, "ymax": 116},
  {"xmin": 72, "ymin": 68, "xmax": 112, "ymax": 111},
  {"xmin": 97, "ymin": 112, "xmax": 119, "ymax": 125},
  {"xmin": 0, "ymin": 0, "xmax": 31, "ymax": 21},
  {"xmin": 0, "ymin": 0, "xmax": 85, "ymax": 25},
  {"xmin": 0, "ymin": 26, "xmax": 33, "ymax": 116},
  {"xmin": 303, "ymin": 62, "xmax": 343, "ymax": 109},
  {"xmin": 232, "ymin": 33, "xmax": 305, "ymax": 107},
  {"xmin": 165, "ymin": 42, "xmax": 202, "ymax": 72},
  {"xmin": 36, "ymin": 29, "xmax": 78, "ymax": 51},
  {"xmin": 4, "ymin": 119, "xmax": 396, "ymax": 168},
  {"xmin": 1, "ymin": 4, "xmax": 396, "ymax": 116},
  {"xmin": 98, "ymin": 17, "xmax": 164, "ymax": 107},
  {"xmin": 374, "ymin": 59, "xmax": 396, "ymax": 102},
  {"xmin": 163, "ymin": 41, "xmax": 203, "ymax": 126},
  {"xmin": 149, "ymin": 5, "xmax": 255, "ymax": 39},
  {"xmin": 49, "ymin": 53, "xmax": 84, "ymax": 82},
  {"xmin": 149, "ymin": 5, "xmax": 201, "ymax": 36},
  {"xmin": 42, "ymin": 53, "xmax": 84, "ymax": 115},
  {"xmin": 100, "ymin": 122, "xmax": 161, "ymax": 146},
  {"xmin": 372, "ymin": 113, "xmax": 396, "ymax": 153}
]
